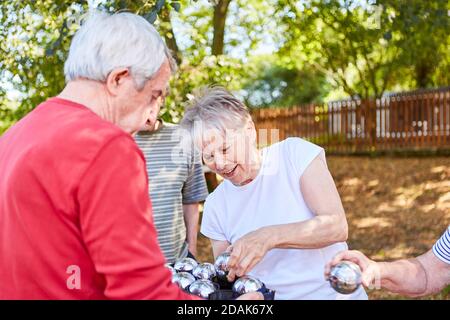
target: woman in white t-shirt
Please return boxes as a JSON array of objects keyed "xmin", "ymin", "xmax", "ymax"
[{"xmin": 180, "ymin": 86, "xmax": 367, "ymax": 300}]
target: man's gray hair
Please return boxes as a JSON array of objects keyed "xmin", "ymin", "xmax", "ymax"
[
  {"xmin": 64, "ymin": 10, "xmax": 176, "ymax": 89},
  {"xmin": 180, "ymin": 86, "xmax": 252, "ymax": 146}
]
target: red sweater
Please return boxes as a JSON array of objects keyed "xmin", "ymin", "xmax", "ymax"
[{"xmin": 0, "ymin": 97, "xmax": 198, "ymax": 300}]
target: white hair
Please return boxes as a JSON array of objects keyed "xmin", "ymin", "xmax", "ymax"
[
  {"xmin": 64, "ymin": 10, "xmax": 176, "ymax": 88},
  {"xmin": 180, "ymin": 86, "xmax": 252, "ymax": 147}
]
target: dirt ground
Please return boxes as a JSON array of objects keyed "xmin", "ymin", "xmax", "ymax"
[{"xmin": 196, "ymin": 156, "xmax": 450, "ymax": 300}]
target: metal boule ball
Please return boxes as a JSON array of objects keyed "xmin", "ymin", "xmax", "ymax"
[
  {"xmin": 172, "ymin": 271, "xmax": 196, "ymax": 290},
  {"xmin": 214, "ymin": 252, "xmax": 231, "ymax": 278},
  {"xmin": 328, "ymin": 261, "xmax": 362, "ymax": 294},
  {"xmin": 174, "ymin": 257, "xmax": 198, "ymax": 273},
  {"xmin": 188, "ymin": 279, "xmax": 219, "ymax": 299},
  {"xmin": 165, "ymin": 263, "xmax": 177, "ymax": 276},
  {"xmin": 232, "ymin": 275, "xmax": 264, "ymax": 295},
  {"xmin": 193, "ymin": 262, "xmax": 217, "ymax": 280}
]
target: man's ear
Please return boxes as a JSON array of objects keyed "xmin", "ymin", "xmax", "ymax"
[{"xmin": 105, "ymin": 67, "xmax": 130, "ymax": 95}]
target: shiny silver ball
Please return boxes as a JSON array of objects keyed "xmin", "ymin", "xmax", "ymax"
[
  {"xmin": 214, "ymin": 252, "xmax": 231, "ymax": 278},
  {"xmin": 172, "ymin": 272, "xmax": 196, "ymax": 290},
  {"xmin": 328, "ymin": 261, "xmax": 362, "ymax": 294},
  {"xmin": 165, "ymin": 263, "xmax": 177, "ymax": 276},
  {"xmin": 188, "ymin": 279, "xmax": 219, "ymax": 299},
  {"xmin": 193, "ymin": 262, "xmax": 217, "ymax": 280},
  {"xmin": 232, "ymin": 275, "xmax": 264, "ymax": 295},
  {"xmin": 174, "ymin": 257, "xmax": 198, "ymax": 273}
]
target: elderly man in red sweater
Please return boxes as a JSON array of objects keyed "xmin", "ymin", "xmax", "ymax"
[{"xmin": 0, "ymin": 11, "xmax": 259, "ymax": 300}]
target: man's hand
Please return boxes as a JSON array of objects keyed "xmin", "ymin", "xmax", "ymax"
[
  {"xmin": 235, "ymin": 292, "xmax": 264, "ymax": 300},
  {"xmin": 324, "ymin": 250, "xmax": 381, "ymax": 288},
  {"xmin": 226, "ymin": 227, "xmax": 273, "ymax": 282}
]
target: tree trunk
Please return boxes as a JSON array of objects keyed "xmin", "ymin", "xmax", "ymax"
[
  {"xmin": 415, "ymin": 62, "xmax": 432, "ymax": 89},
  {"xmin": 212, "ymin": 0, "xmax": 231, "ymax": 56},
  {"xmin": 160, "ymin": 9, "xmax": 182, "ymax": 64}
]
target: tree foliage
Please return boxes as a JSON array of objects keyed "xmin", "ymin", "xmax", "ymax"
[
  {"xmin": 276, "ymin": 0, "xmax": 449, "ymax": 100},
  {"xmin": 1, "ymin": 0, "xmax": 449, "ymax": 134},
  {"xmin": 242, "ymin": 55, "xmax": 329, "ymax": 108}
]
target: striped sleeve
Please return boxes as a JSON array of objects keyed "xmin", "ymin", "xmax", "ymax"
[
  {"xmin": 182, "ymin": 148, "xmax": 209, "ymax": 204},
  {"xmin": 432, "ymin": 226, "xmax": 450, "ymax": 264}
]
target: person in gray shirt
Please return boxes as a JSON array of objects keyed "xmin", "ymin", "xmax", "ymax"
[{"xmin": 135, "ymin": 118, "xmax": 209, "ymax": 263}]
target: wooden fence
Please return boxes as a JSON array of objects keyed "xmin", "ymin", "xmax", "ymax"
[{"xmin": 252, "ymin": 87, "xmax": 450, "ymax": 154}]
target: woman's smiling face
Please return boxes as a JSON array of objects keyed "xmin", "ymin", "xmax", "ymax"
[{"xmin": 201, "ymin": 121, "xmax": 258, "ymax": 186}]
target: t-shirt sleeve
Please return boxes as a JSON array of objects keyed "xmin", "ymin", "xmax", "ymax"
[
  {"xmin": 284, "ymin": 137, "xmax": 326, "ymax": 177},
  {"xmin": 432, "ymin": 226, "xmax": 450, "ymax": 264},
  {"xmin": 77, "ymin": 134, "xmax": 199, "ymax": 300},
  {"xmin": 182, "ymin": 148, "xmax": 209, "ymax": 204},
  {"xmin": 200, "ymin": 196, "xmax": 228, "ymax": 242}
]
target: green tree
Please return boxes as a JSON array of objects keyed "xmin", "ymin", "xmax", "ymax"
[
  {"xmin": 0, "ymin": 0, "xmax": 257, "ymax": 133},
  {"xmin": 276, "ymin": 0, "xmax": 449, "ymax": 99},
  {"xmin": 0, "ymin": 0, "xmax": 218, "ymax": 133},
  {"xmin": 0, "ymin": 1, "xmax": 88, "ymax": 134},
  {"xmin": 153, "ymin": 0, "xmax": 276, "ymax": 120},
  {"xmin": 242, "ymin": 55, "xmax": 329, "ymax": 108},
  {"xmin": 383, "ymin": 0, "xmax": 449, "ymax": 88},
  {"xmin": 2, "ymin": 0, "xmax": 448, "ymax": 135},
  {"xmin": 277, "ymin": 0, "xmax": 400, "ymax": 100}
]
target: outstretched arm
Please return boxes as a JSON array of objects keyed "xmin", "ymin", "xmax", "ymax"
[{"xmin": 325, "ymin": 249, "xmax": 450, "ymax": 297}]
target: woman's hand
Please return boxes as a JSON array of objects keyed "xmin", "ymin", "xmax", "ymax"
[{"xmin": 226, "ymin": 227, "xmax": 273, "ymax": 282}]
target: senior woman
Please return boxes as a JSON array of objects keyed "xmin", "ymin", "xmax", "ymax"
[{"xmin": 181, "ymin": 87, "xmax": 368, "ymax": 299}]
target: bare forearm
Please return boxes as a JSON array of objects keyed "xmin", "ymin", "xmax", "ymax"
[
  {"xmin": 377, "ymin": 250, "xmax": 450, "ymax": 297},
  {"xmin": 377, "ymin": 259, "xmax": 428, "ymax": 296},
  {"xmin": 266, "ymin": 214, "xmax": 348, "ymax": 249},
  {"xmin": 290, "ymin": 155, "xmax": 348, "ymax": 250},
  {"xmin": 183, "ymin": 204, "xmax": 200, "ymax": 254}
]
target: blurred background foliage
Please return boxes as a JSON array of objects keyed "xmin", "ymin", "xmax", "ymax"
[{"xmin": 0, "ymin": 0, "xmax": 449, "ymax": 133}]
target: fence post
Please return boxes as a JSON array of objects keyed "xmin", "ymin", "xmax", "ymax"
[{"xmin": 365, "ymin": 98, "xmax": 377, "ymax": 151}]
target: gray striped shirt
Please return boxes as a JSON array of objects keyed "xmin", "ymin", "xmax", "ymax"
[{"xmin": 135, "ymin": 121, "xmax": 208, "ymax": 263}]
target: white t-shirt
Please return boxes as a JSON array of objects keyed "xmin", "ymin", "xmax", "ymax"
[{"xmin": 201, "ymin": 138, "xmax": 368, "ymax": 300}]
